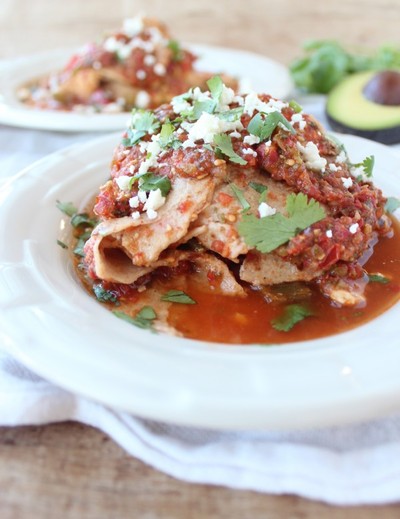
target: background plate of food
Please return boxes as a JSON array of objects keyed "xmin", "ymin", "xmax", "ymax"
[{"xmin": 0, "ymin": 17, "xmax": 293, "ymax": 132}]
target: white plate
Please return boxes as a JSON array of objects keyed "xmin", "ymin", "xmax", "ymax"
[
  {"xmin": 0, "ymin": 44, "xmax": 293, "ymax": 132},
  {"xmin": 0, "ymin": 133, "xmax": 399, "ymax": 431}
]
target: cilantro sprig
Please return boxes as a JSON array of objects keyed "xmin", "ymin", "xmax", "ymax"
[
  {"xmin": 368, "ymin": 274, "xmax": 390, "ymax": 284},
  {"xmin": 229, "ymin": 183, "xmax": 250, "ymax": 211},
  {"xmin": 122, "ymin": 110, "xmax": 160, "ymax": 147},
  {"xmin": 290, "ymin": 40, "xmax": 400, "ymax": 94},
  {"xmin": 352, "ymin": 155, "xmax": 374, "ymax": 178},
  {"xmin": 238, "ymin": 192, "xmax": 325, "ymax": 253},
  {"xmin": 214, "ymin": 133, "xmax": 247, "ymax": 165},
  {"xmin": 272, "ymin": 304, "xmax": 314, "ymax": 332},
  {"xmin": 247, "ymin": 112, "xmax": 295, "ymax": 142},
  {"xmin": 138, "ymin": 173, "xmax": 171, "ymax": 196}
]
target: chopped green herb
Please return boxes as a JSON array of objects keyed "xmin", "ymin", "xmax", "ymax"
[
  {"xmin": 249, "ymin": 182, "xmax": 268, "ymax": 194},
  {"xmin": 161, "ymin": 290, "xmax": 196, "ymax": 304},
  {"xmin": 122, "ymin": 110, "xmax": 160, "ymax": 147},
  {"xmin": 385, "ymin": 197, "xmax": 400, "ymax": 213},
  {"xmin": 352, "ymin": 155, "xmax": 374, "ymax": 177},
  {"xmin": 368, "ymin": 273, "xmax": 390, "ymax": 284},
  {"xmin": 113, "ymin": 306, "xmax": 157, "ymax": 330},
  {"xmin": 217, "ymin": 107, "xmax": 244, "ymax": 122},
  {"xmin": 247, "ymin": 111, "xmax": 295, "ymax": 141},
  {"xmin": 191, "ymin": 99, "xmax": 217, "ymax": 119},
  {"xmin": 56, "ymin": 200, "xmax": 78, "ymax": 217},
  {"xmin": 238, "ymin": 192, "xmax": 325, "ymax": 253},
  {"xmin": 93, "ymin": 284, "xmax": 119, "ymax": 304},
  {"xmin": 138, "ymin": 173, "xmax": 171, "ymax": 196},
  {"xmin": 214, "ymin": 133, "xmax": 247, "ymax": 165},
  {"xmin": 70, "ymin": 213, "xmax": 98, "ymax": 229},
  {"xmin": 271, "ymin": 304, "xmax": 314, "ymax": 332},
  {"xmin": 57, "ymin": 239, "xmax": 68, "ymax": 249},
  {"xmin": 207, "ymin": 75, "xmax": 224, "ymax": 103},
  {"xmin": 167, "ymin": 39, "xmax": 183, "ymax": 61},
  {"xmin": 230, "ymin": 183, "xmax": 251, "ymax": 212},
  {"xmin": 288, "ymin": 100, "xmax": 303, "ymax": 113}
]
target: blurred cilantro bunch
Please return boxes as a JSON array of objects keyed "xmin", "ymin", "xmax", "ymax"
[{"xmin": 290, "ymin": 40, "xmax": 400, "ymax": 94}]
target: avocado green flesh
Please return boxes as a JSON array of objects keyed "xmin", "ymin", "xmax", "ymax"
[{"xmin": 326, "ymin": 71, "xmax": 400, "ymax": 144}]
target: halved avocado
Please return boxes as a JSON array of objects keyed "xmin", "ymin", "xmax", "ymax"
[{"xmin": 326, "ymin": 70, "xmax": 400, "ymax": 144}]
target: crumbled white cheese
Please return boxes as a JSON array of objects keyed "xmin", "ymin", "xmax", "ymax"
[
  {"xmin": 116, "ymin": 175, "xmax": 133, "ymax": 191},
  {"xmin": 230, "ymin": 131, "xmax": 242, "ymax": 139},
  {"xmin": 129, "ymin": 196, "xmax": 140, "ymax": 208},
  {"xmin": 123, "ymin": 16, "xmax": 144, "ymax": 38},
  {"xmin": 291, "ymin": 113, "xmax": 306, "ymax": 131},
  {"xmin": 329, "ymin": 163, "xmax": 340, "ymax": 172},
  {"xmin": 243, "ymin": 92, "xmax": 288, "ymax": 116},
  {"xmin": 182, "ymin": 139, "xmax": 196, "ymax": 148},
  {"xmin": 135, "ymin": 90, "xmax": 150, "ymax": 108},
  {"xmin": 349, "ymin": 223, "xmax": 359, "ymax": 234},
  {"xmin": 244, "ymin": 134, "xmax": 260, "ymax": 145},
  {"xmin": 171, "ymin": 97, "xmax": 191, "ymax": 114},
  {"xmin": 131, "ymin": 211, "xmax": 140, "ymax": 220},
  {"xmin": 217, "ymin": 85, "xmax": 236, "ymax": 111},
  {"xmin": 182, "ymin": 112, "xmax": 243, "ymax": 143},
  {"xmin": 138, "ymin": 190, "xmax": 148, "ymax": 203},
  {"xmin": 136, "ymin": 69, "xmax": 147, "ymax": 80},
  {"xmin": 264, "ymin": 140, "xmax": 272, "ymax": 148},
  {"xmin": 242, "ymin": 148, "xmax": 257, "ymax": 157},
  {"xmin": 326, "ymin": 230, "xmax": 333, "ymax": 238},
  {"xmin": 258, "ymin": 202, "xmax": 276, "ymax": 218},
  {"xmin": 350, "ymin": 165, "xmax": 365, "ymax": 178},
  {"xmin": 296, "ymin": 141, "xmax": 327, "ymax": 172},
  {"xmin": 137, "ymin": 136, "xmax": 161, "ymax": 175},
  {"xmin": 336, "ymin": 150, "xmax": 347, "ymax": 163},
  {"xmin": 144, "ymin": 54, "xmax": 156, "ymax": 66},
  {"xmin": 103, "ymin": 37, "xmax": 120, "ymax": 53},
  {"xmin": 341, "ymin": 177, "xmax": 353, "ymax": 189},
  {"xmin": 191, "ymin": 87, "xmax": 211, "ymax": 103},
  {"xmin": 146, "ymin": 209, "xmax": 158, "ymax": 220},
  {"xmin": 143, "ymin": 188, "xmax": 166, "ymax": 212},
  {"xmin": 154, "ymin": 63, "xmax": 166, "ymax": 76}
]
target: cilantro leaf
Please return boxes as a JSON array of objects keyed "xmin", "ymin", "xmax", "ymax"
[
  {"xmin": 138, "ymin": 173, "xmax": 171, "ymax": 196},
  {"xmin": 249, "ymin": 182, "xmax": 268, "ymax": 194},
  {"xmin": 93, "ymin": 284, "xmax": 119, "ymax": 304},
  {"xmin": 214, "ymin": 133, "xmax": 247, "ymax": 165},
  {"xmin": 288, "ymin": 100, "xmax": 303, "ymax": 113},
  {"xmin": 56, "ymin": 200, "xmax": 78, "ymax": 217},
  {"xmin": 353, "ymin": 155, "xmax": 374, "ymax": 177},
  {"xmin": 238, "ymin": 192, "xmax": 325, "ymax": 253},
  {"xmin": 161, "ymin": 290, "xmax": 196, "ymax": 304},
  {"xmin": 272, "ymin": 304, "xmax": 314, "ymax": 331},
  {"xmin": 385, "ymin": 197, "xmax": 400, "ymax": 213},
  {"xmin": 167, "ymin": 39, "xmax": 183, "ymax": 61},
  {"xmin": 247, "ymin": 112, "xmax": 295, "ymax": 141},
  {"xmin": 122, "ymin": 110, "xmax": 160, "ymax": 147},
  {"xmin": 229, "ymin": 183, "xmax": 251, "ymax": 212},
  {"xmin": 191, "ymin": 99, "xmax": 217, "ymax": 120},
  {"xmin": 207, "ymin": 75, "xmax": 224, "ymax": 103},
  {"xmin": 70, "ymin": 213, "xmax": 98, "ymax": 229},
  {"xmin": 113, "ymin": 306, "xmax": 157, "ymax": 330},
  {"xmin": 217, "ymin": 107, "xmax": 244, "ymax": 122},
  {"xmin": 57, "ymin": 239, "xmax": 68, "ymax": 249},
  {"xmin": 368, "ymin": 273, "xmax": 390, "ymax": 284}
]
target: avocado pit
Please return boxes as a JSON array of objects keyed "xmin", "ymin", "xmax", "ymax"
[{"xmin": 363, "ymin": 70, "xmax": 400, "ymax": 106}]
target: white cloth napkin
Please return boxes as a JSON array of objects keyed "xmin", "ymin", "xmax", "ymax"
[{"xmin": 1, "ymin": 103, "xmax": 400, "ymax": 506}]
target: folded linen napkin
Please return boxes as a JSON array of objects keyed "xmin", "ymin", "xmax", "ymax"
[
  {"xmin": 2, "ymin": 346, "xmax": 400, "ymax": 506},
  {"xmin": 1, "ymin": 102, "xmax": 400, "ymax": 506}
]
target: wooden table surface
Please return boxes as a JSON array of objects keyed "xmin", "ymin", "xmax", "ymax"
[{"xmin": 1, "ymin": 0, "xmax": 400, "ymax": 517}]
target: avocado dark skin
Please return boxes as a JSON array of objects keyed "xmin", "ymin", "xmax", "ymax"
[{"xmin": 326, "ymin": 70, "xmax": 400, "ymax": 144}]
